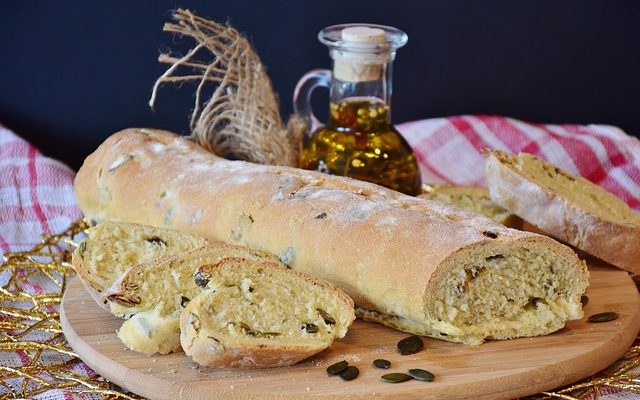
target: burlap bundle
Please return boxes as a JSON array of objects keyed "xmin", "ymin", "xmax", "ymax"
[{"xmin": 149, "ymin": 8, "xmax": 306, "ymax": 167}]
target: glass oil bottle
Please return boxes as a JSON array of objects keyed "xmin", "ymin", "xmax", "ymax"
[{"xmin": 294, "ymin": 24, "xmax": 422, "ymax": 195}]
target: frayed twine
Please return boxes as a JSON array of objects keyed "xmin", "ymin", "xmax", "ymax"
[{"xmin": 149, "ymin": 8, "xmax": 306, "ymax": 167}]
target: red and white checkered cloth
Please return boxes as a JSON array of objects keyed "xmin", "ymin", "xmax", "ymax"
[
  {"xmin": 1, "ymin": 116, "xmax": 639, "ymax": 399},
  {"xmin": 0, "ymin": 125, "xmax": 82, "ymax": 259},
  {"xmin": 397, "ymin": 115, "xmax": 640, "ymax": 211}
]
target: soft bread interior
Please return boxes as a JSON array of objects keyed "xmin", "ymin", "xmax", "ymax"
[
  {"xmin": 187, "ymin": 260, "xmax": 352, "ymax": 345},
  {"xmin": 104, "ymin": 245, "xmax": 278, "ymax": 317},
  {"xmin": 181, "ymin": 258, "xmax": 355, "ymax": 367},
  {"xmin": 107, "ymin": 246, "xmax": 278, "ymax": 355},
  {"xmin": 75, "ymin": 222, "xmax": 207, "ymax": 291},
  {"xmin": 360, "ymin": 239, "xmax": 588, "ymax": 345},
  {"xmin": 498, "ymin": 151, "xmax": 638, "ymax": 224},
  {"xmin": 117, "ymin": 307, "xmax": 181, "ymax": 355},
  {"xmin": 419, "ymin": 185, "xmax": 520, "ymax": 227}
]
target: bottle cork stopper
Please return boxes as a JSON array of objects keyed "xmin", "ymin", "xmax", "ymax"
[
  {"xmin": 340, "ymin": 26, "xmax": 386, "ymax": 44},
  {"xmin": 334, "ymin": 26, "xmax": 388, "ymax": 83}
]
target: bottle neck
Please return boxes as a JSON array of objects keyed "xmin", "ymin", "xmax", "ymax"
[{"xmin": 329, "ymin": 52, "xmax": 395, "ymax": 125}]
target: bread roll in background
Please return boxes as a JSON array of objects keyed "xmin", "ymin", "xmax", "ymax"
[
  {"xmin": 485, "ymin": 149, "xmax": 640, "ymax": 275},
  {"xmin": 74, "ymin": 128, "xmax": 588, "ymax": 345}
]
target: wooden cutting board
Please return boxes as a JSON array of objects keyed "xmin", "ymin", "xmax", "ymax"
[{"xmin": 61, "ymin": 260, "xmax": 640, "ymax": 400}]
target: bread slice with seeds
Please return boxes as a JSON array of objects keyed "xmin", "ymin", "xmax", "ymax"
[
  {"xmin": 103, "ymin": 244, "xmax": 279, "ymax": 354},
  {"xmin": 181, "ymin": 257, "xmax": 355, "ymax": 368},
  {"xmin": 485, "ymin": 150, "xmax": 640, "ymax": 274},
  {"xmin": 72, "ymin": 221, "xmax": 207, "ymax": 309},
  {"xmin": 419, "ymin": 184, "xmax": 523, "ymax": 228}
]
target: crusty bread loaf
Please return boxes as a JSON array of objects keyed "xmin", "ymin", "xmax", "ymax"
[
  {"xmin": 419, "ymin": 184, "xmax": 523, "ymax": 228},
  {"xmin": 75, "ymin": 128, "xmax": 589, "ymax": 345},
  {"xmin": 104, "ymin": 244, "xmax": 278, "ymax": 354},
  {"xmin": 485, "ymin": 150, "xmax": 640, "ymax": 275},
  {"xmin": 181, "ymin": 257, "xmax": 355, "ymax": 368}
]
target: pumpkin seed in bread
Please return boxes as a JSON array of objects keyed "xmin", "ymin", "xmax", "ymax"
[
  {"xmin": 181, "ymin": 257, "xmax": 355, "ymax": 368},
  {"xmin": 485, "ymin": 150, "xmax": 640, "ymax": 274}
]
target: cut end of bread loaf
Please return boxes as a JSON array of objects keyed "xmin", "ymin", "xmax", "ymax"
[
  {"xmin": 419, "ymin": 184, "xmax": 523, "ymax": 228},
  {"xmin": 360, "ymin": 236, "xmax": 588, "ymax": 345},
  {"xmin": 72, "ymin": 221, "xmax": 207, "ymax": 293},
  {"xmin": 181, "ymin": 258, "xmax": 355, "ymax": 368},
  {"xmin": 485, "ymin": 149, "xmax": 640, "ymax": 274}
]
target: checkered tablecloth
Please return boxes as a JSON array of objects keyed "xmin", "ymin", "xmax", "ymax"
[
  {"xmin": 0, "ymin": 125, "xmax": 82, "ymax": 259},
  {"xmin": 397, "ymin": 115, "xmax": 640, "ymax": 211},
  {"xmin": 1, "ymin": 117, "xmax": 639, "ymax": 399}
]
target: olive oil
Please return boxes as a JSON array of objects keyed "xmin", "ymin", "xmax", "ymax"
[
  {"xmin": 294, "ymin": 24, "xmax": 422, "ymax": 195},
  {"xmin": 300, "ymin": 98, "xmax": 422, "ymax": 195}
]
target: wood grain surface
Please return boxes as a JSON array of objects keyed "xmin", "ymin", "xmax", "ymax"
[{"xmin": 61, "ymin": 260, "xmax": 640, "ymax": 400}]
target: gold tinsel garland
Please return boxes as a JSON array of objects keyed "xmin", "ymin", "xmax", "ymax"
[{"xmin": 0, "ymin": 220, "xmax": 639, "ymax": 399}]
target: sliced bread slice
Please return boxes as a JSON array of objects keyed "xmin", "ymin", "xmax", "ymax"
[
  {"xmin": 103, "ymin": 244, "xmax": 279, "ymax": 355},
  {"xmin": 180, "ymin": 257, "xmax": 355, "ymax": 368},
  {"xmin": 485, "ymin": 150, "xmax": 640, "ymax": 274},
  {"xmin": 419, "ymin": 184, "xmax": 523, "ymax": 228},
  {"xmin": 72, "ymin": 221, "xmax": 208, "ymax": 294}
]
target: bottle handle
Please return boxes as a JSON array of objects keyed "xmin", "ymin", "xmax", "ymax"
[{"xmin": 293, "ymin": 69, "xmax": 332, "ymax": 136}]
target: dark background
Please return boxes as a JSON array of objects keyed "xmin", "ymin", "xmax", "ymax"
[{"xmin": 1, "ymin": 1, "xmax": 639, "ymax": 170}]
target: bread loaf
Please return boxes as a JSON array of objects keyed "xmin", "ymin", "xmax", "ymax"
[
  {"xmin": 419, "ymin": 184, "xmax": 522, "ymax": 228},
  {"xmin": 75, "ymin": 128, "xmax": 589, "ymax": 345},
  {"xmin": 181, "ymin": 257, "xmax": 355, "ymax": 368},
  {"xmin": 485, "ymin": 150, "xmax": 640, "ymax": 274}
]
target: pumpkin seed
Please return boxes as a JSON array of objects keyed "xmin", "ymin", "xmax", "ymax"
[
  {"xmin": 408, "ymin": 368, "xmax": 435, "ymax": 382},
  {"xmin": 339, "ymin": 366, "xmax": 359, "ymax": 381},
  {"xmin": 146, "ymin": 236, "xmax": 166, "ymax": 246},
  {"xmin": 397, "ymin": 335, "xmax": 424, "ymax": 355},
  {"xmin": 304, "ymin": 323, "xmax": 319, "ymax": 333},
  {"xmin": 326, "ymin": 360, "xmax": 348, "ymax": 375},
  {"xmin": 106, "ymin": 293, "xmax": 141, "ymax": 307},
  {"xmin": 588, "ymin": 311, "xmax": 619, "ymax": 323},
  {"xmin": 317, "ymin": 308, "xmax": 336, "ymax": 325},
  {"xmin": 482, "ymin": 231, "xmax": 498, "ymax": 239},
  {"xmin": 194, "ymin": 271, "xmax": 211, "ymax": 288},
  {"xmin": 581, "ymin": 295, "xmax": 589, "ymax": 307},
  {"xmin": 373, "ymin": 359, "xmax": 391, "ymax": 369},
  {"xmin": 381, "ymin": 372, "xmax": 413, "ymax": 383}
]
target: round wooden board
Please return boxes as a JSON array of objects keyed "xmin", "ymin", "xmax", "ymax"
[{"xmin": 61, "ymin": 261, "xmax": 640, "ymax": 400}]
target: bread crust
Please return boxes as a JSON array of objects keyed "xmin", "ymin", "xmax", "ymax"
[
  {"xmin": 485, "ymin": 151, "xmax": 640, "ymax": 275},
  {"xmin": 75, "ymin": 128, "xmax": 587, "ymax": 342}
]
